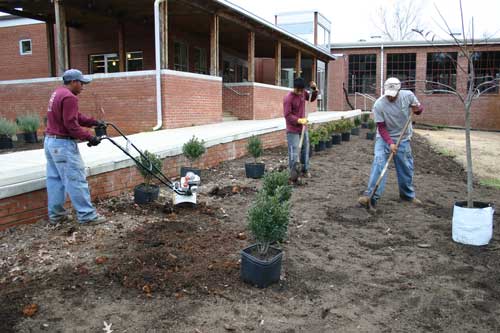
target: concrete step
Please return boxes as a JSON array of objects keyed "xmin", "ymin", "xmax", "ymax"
[{"xmin": 223, "ymin": 111, "xmax": 239, "ymax": 122}]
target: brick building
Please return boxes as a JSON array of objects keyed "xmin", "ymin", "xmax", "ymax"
[
  {"xmin": 328, "ymin": 40, "xmax": 500, "ymax": 130},
  {"xmin": 0, "ymin": 0, "xmax": 334, "ymax": 135}
]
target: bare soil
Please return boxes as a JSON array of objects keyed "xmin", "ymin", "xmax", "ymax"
[{"xmin": 1, "ymin": 130, "xmax": 500, "ymax": 332}]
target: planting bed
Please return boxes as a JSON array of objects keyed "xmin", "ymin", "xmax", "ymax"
[
  {"xmin": 0, "ymin": 141, "xmax": 43, "ymax": 155},
  {"xmin": 1, "ymin": 129, "xmax": 500, "ymax": 332}
]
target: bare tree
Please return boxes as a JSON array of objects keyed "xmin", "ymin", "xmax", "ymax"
[
  {"xmin": 373, "ymin": 0, "xmax": 426, "ymax": 41},
  {"xmin": 410, "ymin": 0, "xmax": 500, "ymax": 208}
]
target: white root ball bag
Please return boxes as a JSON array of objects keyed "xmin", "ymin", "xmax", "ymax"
[{"xmin": 452, "ymin": 201, "xmax": 495, "ymax": 246}]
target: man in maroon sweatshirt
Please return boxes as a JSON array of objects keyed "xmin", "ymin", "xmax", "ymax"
[
  {"xmin": 283, "ymin": 77, "xmax": 318, "ymax": 179},
  {"xmin": 44, "ymin": 69, "xmax": 106, "ymax": 226}
]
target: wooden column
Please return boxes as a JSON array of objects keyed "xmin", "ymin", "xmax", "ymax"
[
  {"xmin": 54, "ymin": 0, "xmax": 68, "ymax": 75},
  {"xmin": 46, "ymin": 20, "xmax": 56, "ymax": 77},
  {"xmin": 274, "ymin": 41, "xmax": 281, "ymax": 86},
  {"xmin": 160, "ymin": 1, "xmax": 168, "ymax": 69},
  {"xmin": 247, "ymin": 31, "xmax": 255, "ymax": 82},
  {"xmin": 295, "ymin": 50, "xmax": 302, "ymax": 78},
  {"xmin": 210, "ymin": 14, "xmax": 220, "ymax": 76},
  {"xmin": 311, "ymin": 56, "xmax": 317, "ymax": 83},
  {"xmin": 118, "ymin": 23, "xmax": 126, "ymax": 72}
]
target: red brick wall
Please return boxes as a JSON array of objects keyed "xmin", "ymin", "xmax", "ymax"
[
  {"xmin": 0, "ymin": 23, "xmax": 49, "ymax": 80},
  {"xmin": 329, "ymin": 45, "xmax": 500, "ymax": 130},
  {"xmin": 0, "ymin": 130, "xmax": 287, "ymax": 230},
  {"xmin": 223, "ymin": 85, "xmax": 253, "ymax": 120},
  {"xmin": 0, "ymin": 71, "xmax": 222, "ymax": 135}
]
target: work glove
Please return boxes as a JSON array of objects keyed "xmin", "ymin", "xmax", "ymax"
[
  {"xmin": 297, "ymin": 118, "xmax": 308, "ymax": 125},
  {"xmin": 95, "ymin": 120, "xmax": 107, "ymax": 127},
  {"xmin": 88, "ymin": 136, "xmax": 101, "ymax": 147}
]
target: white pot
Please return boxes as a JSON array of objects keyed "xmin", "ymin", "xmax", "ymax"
[{"xmin": 452, "ymin": 201, "xmax": 495, "ymax": 246}]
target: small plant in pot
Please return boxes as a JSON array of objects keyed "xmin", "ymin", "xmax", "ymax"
[
  {"xmin": 16, "ymin": 114, "xmax": 40, "ymax": 143},
  {"xmin": 245, "ymin": 136, "xmax": 265, "ymax": 179},
  {"xmin": 134, "ymin": 150, "xmax": 162, "ymax": 204},
  {"xmin": 0, "ymin": 117, "xmax": 17, "ymax": 149},
  {"xmin": 181, "ymin": 135, "xmax": 206, "ymax": 177},
  {"xmin": 366, "ymin": 119, "xmax": 376, "ymax": 140},
  {"xmin": 315, "ymin": 126, "xmax": 328, "ymax": 152},
  {"xmin": 351, "ymin": 116, "xmax": 361, "ymax": 136},
  {"xmin": 341, "ymin": 118, "xmax": 352, "ymax": 142},
  {"xmin": 331, "ymin": 121, "xmax": 342, "ymax": 145},
  {"xmin": 322, "ymin": 124, "xmax": 333, "ymax": 149},
  {"xmin": 241, "ymin": 171, "xmax": 290, "ymax": 288},
  {"xmin": 361, "ymin": 113, "xmax": 370, "ymax": 128},
  {"xmin": 309, "ymin": 128, "xmax": 320, "ymax": 156}
]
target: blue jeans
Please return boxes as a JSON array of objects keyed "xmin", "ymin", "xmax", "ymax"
[
  {"xmin": 287, "ymin": 131, "xmax": 309, "ymax": 172},
  {"xmin": 44, "ymin": 137, "xmax": 97, "ymax": 223},
  {"xmin": 364, "ymin": 138, "xmax": 415, "ymax": 202}
]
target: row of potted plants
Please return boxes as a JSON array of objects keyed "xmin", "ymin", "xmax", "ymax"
[{"xmin": 0, "ymin": 114, "xmax": 41, "ymax": 149}]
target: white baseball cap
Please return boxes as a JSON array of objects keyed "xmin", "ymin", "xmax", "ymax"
[{"xmin": 384, "ymin": 77, "xmax": 401, "ymax": 97}]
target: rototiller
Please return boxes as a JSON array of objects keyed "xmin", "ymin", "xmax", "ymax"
[{"xmin": 90, "ymin": 123, "xmax": 201, "ymax": 205}]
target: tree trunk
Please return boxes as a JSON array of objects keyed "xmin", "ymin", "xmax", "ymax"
[{"xmin": 464, "ymin": 102, "xmax": 473, "ymax": 208}]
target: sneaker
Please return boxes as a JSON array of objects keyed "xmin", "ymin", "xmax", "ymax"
[
  {"xmin": 49, "ymin": 214, "xmax": 74, "ymax": 226},
  {"xmin": 358, "ymin": 196, "xmax": 376, "ymax": 208},
  {"xmin": 79, "ymin": 214, "xmax": 106, "ymax": 226}
]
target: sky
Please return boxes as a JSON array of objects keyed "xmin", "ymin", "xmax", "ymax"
[{"xmin": 228, "ymin": 0, "xmax": 500, "ymax": 43}]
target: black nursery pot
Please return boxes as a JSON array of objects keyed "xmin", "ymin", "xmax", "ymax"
[
  {"xmin": 325, "ymin": 139, "xmax": 333, "ymax": 148},
  {"xmin": 341, "ymin": 132, "xmax": 351, "ymax": 142},
  {"xmin": 351, "ymin": 127, "xmax": 360, "ymax": 136},
  {"xmin": 180, "ymin": 166, "xmax": 201, "ymax": 177},
  {"xmin": 0, "ymin": 136, "xmax": 13, "ymax": 149},
  {"xmin": 361, "ymin": 122, "xmax": 368, "ymax": 129},
  {"xmin": 245, "ymin": 162, "xmax": 265, "ymax": 179},
  {"xmin": 240, "ymin": 244, "xmax": 283, "ymax": 288},
  {"xmin": 315, "ymin": 141, "xmax": 327, "ymax": 152},
  {"xmin": 309, "ymin": 145, "xmax": 314, "ymax": 158},
  {"xmin": 332, "ymin": 134, "xmax": 342, "ymax": 145},
  {"xmin": 366, "ymin": 132, "xmax": 376, "ymax": 140},
  {"xmin": 22, "ymin": 132, "xmax": 38, "ymax": 143},
  {"xmin": 134, "ymin": 184, "xmax": 160, "ymax": 204}
]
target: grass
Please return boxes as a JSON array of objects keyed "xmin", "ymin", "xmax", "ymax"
[
  {"xmin": 437, "ymin": 148, "xmax": 456, "ymax": 158},
  {"xmin": 480, "ymin": 178, "xmax": 500, "ymax": 189}
]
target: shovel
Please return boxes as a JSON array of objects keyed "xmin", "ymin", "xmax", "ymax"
[
  {"xmin": 290, "ymin": 90, "xmax": 313, "ymax": 183},
  {"xmin": 367, "ymin": 113, "xmax": 413, "ymax": 212}
]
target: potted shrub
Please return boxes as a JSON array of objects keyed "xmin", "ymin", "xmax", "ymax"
[
  {"xmin": 241, "ymin": 171, "xmax": 290, "ymax": 288},
  {"xmin": 245, "ymin": 136, "xmax": 265, "ymax": 179},
  {"xmin": 309, "ymin": 128, "xmax": 320, "ymax": 157},
  {"xmin": 366, "ymin": 119, "xmax": 376, "ymax": 140},
  {"xmin": 323, "ymin": 124, "xmax": 333, "ymax": 149},
  {"xmin": 0, "ymin": 118, "xmax": 17, "ymax": 149},
  {"xmin": 331, "ymin": 121, "xmax": 342, "ymax": 145},
  {"xmin": 181, "ymin": 135, "xmax": 206, "ymax": 177},
  {"xmin": 134, "ymin": 150, "xmax": 162, "ymax": 204},
  {"xmin": 341, "ymin": 118, "xmax": 352, "ymax": 142},
  {"xmin": 16, "ymin": 114, "xmax": 40, "ymax": 143},
  {"xmin": 351, "ymin": 116, "xmax": 361, "ymax": 136},
  {"xmin": 361, "ymin": 113, "xmax": 370, "ymax": 128},
  {"xmin": 315, "ymin": 126, "xmax": 328, "ymax": 152}
]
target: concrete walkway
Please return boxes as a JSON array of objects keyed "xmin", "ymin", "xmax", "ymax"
[{"xmin": 0, "ymin": 111, "xmax": 360, "ymax": 199}]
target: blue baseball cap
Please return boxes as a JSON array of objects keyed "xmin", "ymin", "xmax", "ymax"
[{"xmin": 62, "ymin": 69, "xmax": 92, "ymax": 84}]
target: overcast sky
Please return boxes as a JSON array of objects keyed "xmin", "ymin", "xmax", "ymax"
[{"xmin": 228, "ymin": 0, "xmax": 500, "ymax": 43}]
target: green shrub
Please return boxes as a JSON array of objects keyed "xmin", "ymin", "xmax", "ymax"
[
  {"xmin": 262, "ymin": 170, "xmax": 291, "ymax": 202},
  {"xmin": 309, "ymin": 128, "xmax": 320, "ymax": 146},
  {"xmin": 182, "ymin": 136, "xmax": 206, "ymax": 166},
  {"xmin": 367, "ymin": 118, "xmax": 376, "ymax": 133},
  {"xmin": 0, "ymin": 118, "xmax": 17, "ymax": 137},
  {"xmin": 354, "ymin": 116, "xmax": 361, "ymax": 127},
  {"xmin": 332, "ymin": 121, "xmax": 342, "ymax": 134},
  {"xmin": 361, "ymin": 113, "xmax": 370, "ymax": 123},
  {"xmin": 247, "ymin": 136, "xmax": 263, "ymax": 163},
  {"xmin": 16, "ymin": 114, "xmax": 40, "ymax": 133},
  {"xmin": 317, "ymin": 126, "xmax": 329, "ymax": 141},
  {"xmin": 248, "ymin": 190, "xmax": 290, "ymax": 255},
  {"xmin": 341, "ymin": 119, "xmax": 353, "ymax": 132},
  {"xmin": 135, "ymin": 150, "xmax": 163, "ymax": 188}
]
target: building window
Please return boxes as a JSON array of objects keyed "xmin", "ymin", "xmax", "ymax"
[
  {"xmin": 19, "ymin": 39, "xmax": 32, "ymax": 55},
  {"xmin": 348, "ymin": 54, "xmax": 377, "ymax": 94},
  {"xmin": 174, "ymin": 41, "xmax": 188, "ymax": 72},
  {"xmin": 426, "ymin": 52, "xmax": 458, "ymax": 93},
  {"xmin": 193, "ymin": 47, "xmax": 207, "ymax": 74},
  {"xmin": 126, "ymin": 51, "xmax": 143, "ymax": 72},
  {"xmin": 89, "ymin": 53, "xmax": 120, "ymax": 74},
  {"xmin": 387, "ymin": 53, "xmax": 416, "ymax": 91},
  {"xmin": 472, "ymin": 51, "xmax": 500, "ymax": 94}
]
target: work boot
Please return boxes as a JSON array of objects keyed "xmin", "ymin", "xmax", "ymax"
[
  {"xmin": 358, "ymin": 195, "xmax": 376, "ymax": 208},
  {"xmin": 79, "ymin": 214, "xmax": 106, "ymax": 226},
  {"xmin": 400, "ymin": 195, "xmax": 423, "ymax": 206},
  {"xmin": 302, "ymin": 171, "xmax": 312, "ymax": 178},
  {"xmin": 49, "ymin": 214, "xmax": 74, "ymax": 226}
]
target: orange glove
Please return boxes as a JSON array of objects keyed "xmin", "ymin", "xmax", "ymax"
[{"xmin": 297, "ymin": 118, "xmax": 308, "ymax": 125}]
